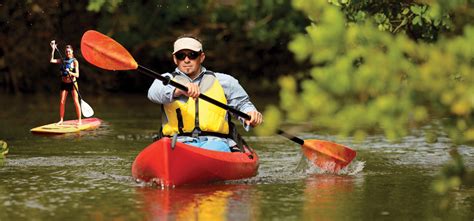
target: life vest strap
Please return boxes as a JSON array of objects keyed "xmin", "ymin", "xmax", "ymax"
[
  {"xmin": 164, "ymin": 131, "xmax": 231, "ymax": 139},
  {"xmin": 176, "ymin": 108, "xmax": 184, "ymax": 134}
]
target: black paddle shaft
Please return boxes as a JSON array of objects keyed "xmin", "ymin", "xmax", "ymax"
[
  {"xmin": 137, "ymin": 65, "xmax": 250, "ymax": 120},
  {"xmin": 277, "ymin": 130, "xmax": 304, "ymax": 145},
  {"xmin": 137, "ymin": 65, "xmax": 306, "ymax": 146}
]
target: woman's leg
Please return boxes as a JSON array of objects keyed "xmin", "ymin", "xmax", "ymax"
[
  {"xmin": 71, "ymin": 86, "xmax": 82, "ymax": 125},
  {"xmin": 58, "ymin": 90, "xmax": 68, "ymax": 124}
]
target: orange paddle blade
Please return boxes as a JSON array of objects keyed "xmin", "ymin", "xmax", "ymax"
[
  {"xmin": 80, "ymin": 30, "xmax": 138, "ymax": 71},
  {"xmin": 302, "ymin": 140, "xmax": 356, "ymax": 172}
]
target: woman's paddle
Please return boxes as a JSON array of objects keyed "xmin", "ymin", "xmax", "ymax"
[
  {"xmin": 53, "ymin": 45, "xmax": 94, "ymax": 118},
  {"xmin": 80, "ymin": 30, "xmax": 356, "ymax": 172}
]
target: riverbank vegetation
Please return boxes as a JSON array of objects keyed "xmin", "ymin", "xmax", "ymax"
[{"xmin": 0, "ymin": 1, "xmax": 309, "ymax": 94}]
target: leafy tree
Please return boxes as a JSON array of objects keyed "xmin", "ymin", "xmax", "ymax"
[
  {"xmin": 256, "ymin": 0, "xmax": 473, "ymax": 203},
  {"xmin": 328, "ymin": 0, "xmax": 455, "ymax": 41},
  {"xmin": 259, "ymin": 0, "xmax": 473, "ymax": 141}
]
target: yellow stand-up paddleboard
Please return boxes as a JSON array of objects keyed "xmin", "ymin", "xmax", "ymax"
[{"xmin": 31, "ymin": 118, "xmax": 102, "ymax": 135}]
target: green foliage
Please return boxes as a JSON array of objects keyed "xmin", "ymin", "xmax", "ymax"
[
  {"xmin": 0, "ymin": 140, "xmax": 7, "ymax": 166},
  {"xmin": 1, "ymin": 0, "xmax": 309, "ymax": 94},
  {"xmin": 326, "ymin": 0, "xmax": 457, "ymax": 41},
  {"xmin": 431, "ymin": 148, "xmax": 474, "ymax": 210},
  {"xmin": 271, "ymin": 0, "xmax": 473, "ymax": 144},
  {"xmin": 87, "ymin": 0, "xmax": 123, "ymax": 12},
  {"xmin": 266, "ymin": 0, "xmax": 473, "ymax": 209},
  {"xmin": 255, "ymin": 105, "xmax": 282, "ymax": 136},
  {"xmin": 0, "ymin": 140, "xmax": 7, "ymax": 157}
]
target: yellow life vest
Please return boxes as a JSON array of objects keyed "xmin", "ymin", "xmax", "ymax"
[{"xmin": 162, "ymin": 71, "xmax": 229, "ymax": 137}]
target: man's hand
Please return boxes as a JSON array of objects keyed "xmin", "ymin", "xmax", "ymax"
[
  {"xmin": 245, "ymin": 111, "xmax": 263, "ymax": 127},
  {"xmin": 175, "ymin": 82, "xmax": 200, "ymax": 99}
]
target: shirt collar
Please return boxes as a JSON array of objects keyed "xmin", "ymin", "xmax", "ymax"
[{"xmin": 174, "ymin": 66, "xmax": 207, "ymax": 81}]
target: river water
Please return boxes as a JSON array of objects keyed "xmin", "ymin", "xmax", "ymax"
[{"xmin": 0, "ymin": 94, "xmax": 473, "ymax": 220}]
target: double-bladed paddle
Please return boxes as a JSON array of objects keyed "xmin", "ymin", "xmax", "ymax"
[{"xmin": 80, "ymin": 30, "xmax": 356, "ymax": 172}]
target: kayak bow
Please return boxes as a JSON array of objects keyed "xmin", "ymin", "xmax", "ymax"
[{"xmin": 131, "ymin": 138, "xmax": 259, "ymax": 186}]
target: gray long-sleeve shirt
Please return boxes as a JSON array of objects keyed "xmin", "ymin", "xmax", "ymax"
[
  {"xmin": 147, "ymin": 67, "xmax": 257, "ymax": 113},
  {"xmin": 147, "ymin": 67, "xmax": 256, "ymax": 145}
]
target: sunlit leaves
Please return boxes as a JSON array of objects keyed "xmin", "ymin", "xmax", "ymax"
[
  {"xmin": 432, "ymin": 176, "xmax": 461, "ymax": 195},
  {"xmin": 270, "ymin": 1, "xmax": 474, "ymax": 208},
  {"xmin": 273, "ymin": 0, "xmax": 474, "ymax": 145},
  {"xmin": 279, "ymin": 76, "xmax": 308, "ymax": 121},
  {"xmin": 308, "ymin": 7, "xmax": 346, "ymax": 63},
  {"xmin": 0, "ymin": 140, "xmax": 7, "ymax": 158},
  {"xmin": 0, "ymin": 140, "xmax": 7, "ymax": 167},
  {"xmin": 431, "ymin": 148, "xmax": 467, "ymax": 203},
  {"xmin": 255, "ymin": 105, "xmax": 282, "ymax": 136},
  {"xmin": 465, "ymin": 128, "xmax": 474, "ymax": 141},
  {"xmin": 288, "ymin": 33, "xmax": 313, "ymax": 62},
  {"xmin": 87, "ymin": 0, "xmax": 123, "ymax": 13}
]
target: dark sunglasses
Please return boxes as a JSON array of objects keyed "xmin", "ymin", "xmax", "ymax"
[{"xmin": 175, "ymin": 51, "xmax": 201, "ymax": 60}]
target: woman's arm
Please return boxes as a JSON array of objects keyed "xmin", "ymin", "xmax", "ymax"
[
  {"xmin": 69, "ymin": 60, "xmax": 79, "ymax": 78},
  {"xmin": 50, "ymin": 41, "xmax": 60, "ymax": 63}
]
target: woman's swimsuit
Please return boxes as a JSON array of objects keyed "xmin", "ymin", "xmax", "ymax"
[{"xmin": 60, "ymin": 81, "xmax": 75, "ymax": 92}]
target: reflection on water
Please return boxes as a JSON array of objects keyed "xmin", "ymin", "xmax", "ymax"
[
  {"xmin": 137, "ymin": 184, "xmax": 256, "ymax": 221},
  {"xmin": 303, "ymin": 174, "xmax": 356, "ymax": 220}
]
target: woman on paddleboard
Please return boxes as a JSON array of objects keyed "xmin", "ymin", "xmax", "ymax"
[{"xmin": 50, "ymin": 41, "xmax": 81, "ymax": 125}]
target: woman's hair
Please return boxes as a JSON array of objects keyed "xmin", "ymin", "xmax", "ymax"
[{"xmin": 65, "ymin": 45, "xmax": 73, "ymax": 50}]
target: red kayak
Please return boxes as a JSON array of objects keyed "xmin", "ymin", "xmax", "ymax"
[{"xmin": 131, "ymin": 137, "xmax": 259, "ymax": 186}]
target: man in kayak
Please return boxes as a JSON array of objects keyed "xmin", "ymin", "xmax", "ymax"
[
  {"xmin": 148, "ymin": 35, "xmax": 263, "ymax": 152},
  {"xmin": 50, "ymin": 41, "xmax": 81, "ymax": 125}
]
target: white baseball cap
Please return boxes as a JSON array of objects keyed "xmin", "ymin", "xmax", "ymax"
[{"xmin": 173, "ymin": 37, "xmax": 203, "ymax": 54}]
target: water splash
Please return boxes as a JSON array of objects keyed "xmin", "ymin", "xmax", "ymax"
[
  {"xmin": 134, "ymin": 178, "xmax": 176, "ymax": 189},
  {"xmin": 292, "ymin": 148, "xmax": 365, "ymax": 176}
]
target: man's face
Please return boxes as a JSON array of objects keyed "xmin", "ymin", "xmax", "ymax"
[{"xmin": 173, "ymin": 49, "xmax": 205, "ymax": 77}]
